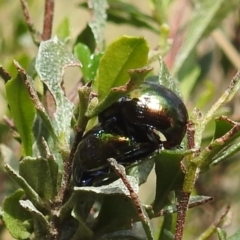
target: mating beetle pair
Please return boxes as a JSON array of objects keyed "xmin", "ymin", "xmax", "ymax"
[{"xmin": 73, "ymin": 82, "xmax": 188, "ymax": 186}]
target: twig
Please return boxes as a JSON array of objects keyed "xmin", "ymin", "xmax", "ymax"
[
  {"xmin": 19, "ymin": 0, "xmax": 41, "ymax": 45},
  {"xmin": 151, "ymin": 196, "xmax": 213, "ymax": 218},
  {"xmin": 42, "ymin": 0, "xmax": 55, "ymax": 40},
  {"xmin": 42, "ymin": 137, "xmax": 54, "ymax": 159},
  {"xmin": 2, "ymin": 116, "xmax": 16, "ymax": 130},
  {"xmin": 174, "ymin": 191, "xmax": 191, "ymax": 240},
  {"xmin": 0, "ymin": 66, "xmax": 11, "ymax": 82},
  {"xmin": 196, "ymin": 205, "xmax": 231, "ymax": 240},
  {"xmin": 57, "ymin": 129, "xmax": 83, "ymax": 203},
  {"xmin": 174, "ymin": 120, "xmax": 196, "ymax": 240},
  {"xmin": 107, "ymin": 158, "xmax": 154, "ymax": 240}
]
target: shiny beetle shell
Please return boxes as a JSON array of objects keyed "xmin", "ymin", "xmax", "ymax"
[
  {"xmin": 99, "ymin": 82, "xmax": 188, "ymax": 149},
  {"xmin": 73, "ymin": 124, "xmax": 159, "ymax": 186},
  {"xmin": 73, "ymin": 81, "xmax": 188, "ymax": 186}
]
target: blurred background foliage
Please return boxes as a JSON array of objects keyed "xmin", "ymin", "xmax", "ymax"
[{"xmin": 0, "ymin": 0, "xmax": 240, "ymax": 239}]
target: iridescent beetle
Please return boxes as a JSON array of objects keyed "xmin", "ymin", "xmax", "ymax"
[{"xmin": 73, "ymin": 82, "xmax": 188, "ymax": 186}]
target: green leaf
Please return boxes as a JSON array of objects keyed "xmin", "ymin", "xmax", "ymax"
[
  {"xmin": 172, "ymin": 0, "xmax": 237, "ymax": 76},
  {"xmin": 35, "ymin": 37, "xmax": 81, "ymax": 149},
  {"xmin": 88, "ymin": 52, "xmax": 103, "ymax": 80},
  {"xmin": 75, "ymin": 176, "xmax": 139, "ymax": 196},
  {"xmin": 107, "ymin": 0, "xmax": 158, "ymax": 33},
  {"xmin": 92, "ymin": 196, "xmax": 139, "ymax": 234},
  {"xmin": 19, "ymin": 156, "xmax": 59, "ymax": 200},
  {"xmin": 127, "ymin": 159, "xmax": 154, "ymax": 185},
  {"xmin": 88, "ymin": 66, "xmax": 152, "ymax": 117},
  {"xmin": 86, "ymin": 36, "xmax": 150, "ymax": 117},
  {"xmin": 88, "ymin": 0, "xmax": 108, "ymax": 50},
  {"xmin": 68, "ymin": 177, "xmax": 141, "ymax": 235},
  {"xmin": 149, "ymin": 0, "xmax": 174, "ymax": 24},
  {"xmin": 203, "ymin": 0, "xmax": 239, "ymax": 36},
  {"xmin": 93, "ymin": 36, "xmax": 149, "ymax": 100},
  {"xmin": 214, "ymin": 117, "xmax": 234, "ymax": 140},
  {"xmin": 152, "ymin": 150, "xmax": 187, "ymax": 212},
  {"xmin": 158, "ymin": 58, "xmax": 182, "ymax": 98},
  {"xmin": 74, "ymin": 24, "xmax": 96, "ymax": 53},
  {"xmin": 158, "ymin": 214, "xmax": 174, "ymax": 240},
  {"xmin": 2, "ymin": 189, "xmax": 31, "ymax": 240},
  {"xmin": 204, "ymin": 116, "xmax": 240, "ymax": 169},
  {"xmin": 74, "ymin": 43, "xmax": 92, "ymax": 83},
  {"xmin": 19, "ymin": 200, "xmax": 50, "ymax": 238},
  {"xmin": 71, "ymin": 207, "xmax": 94, "ymax": 240},
  {"xmin": 5, "ymin": 164, "xmax": 44, "ymax": 207},
  {"xmin": 56, "ymin": 17, "xmax": 70, "ymax": 41},
  {"xmin": 217, "ymin": 228, "xmax": 227, "ymax": 240},
  {"xmin": 10, "ymin": 61, "xmax": 57, "ymax": 146},
  {"xmin": 196, "ymin": 117, "xmax": 240, "ymax": 171},
  {"xmin": 199, "ymin": 70, "xmax": 240, "ymax": 132},
  {"xmin": 5, "ymin": 72, "xmax": 35, "ymax": 156}
]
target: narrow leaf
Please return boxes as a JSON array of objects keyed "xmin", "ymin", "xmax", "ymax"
[
  {"xmin": 172, "ymin": 0, "xmax": 235, "ymax": 75},
  {"xmin": 204, "ymin": 71, "xmax": 240, "ymax": 128},
  {"xmin": 12, "ymin": 61, "xmax": 56, "ymax": 142},
  {"xmin": 88, "ymin": 0, "xmax": 108, "ymax": 50},
  {"xmin": 5, "ymin": 72, "xmax": 35, "ymax": 156},
  {"xmin": 158, "ymin": 57, "xmax": 182, "ymax": 97},
  {"xmin": 74, "ymin": 43, "xmax": 91, "ymax": 82},
  {"xmin": 107, "ymin": 0, "xmax": 158, "ymax": 33},
  {"xmin": 158, "ymin": 214, "xmax": 174, "ymax": 240}
]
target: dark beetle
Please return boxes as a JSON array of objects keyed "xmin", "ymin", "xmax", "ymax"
[
  {"xmin": 99, "ymin": 82, "xmax": 188, "ymax": 149},
  {"xmin": 73, "ymin": 81, "xmax": 188, "ymax": 186},
  {"xmin": 73, "ymin": 125, "xmax": 159, "ymax": 186}
]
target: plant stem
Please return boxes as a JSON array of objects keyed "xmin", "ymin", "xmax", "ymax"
[
  {"xmin": 149, "ymin": 196, "xmax": 213, "ymax": 218},
  {"xmin": 174, "ymin": 191, "xmax": 191, "ymax": 240},
  {"xmin": 19, "ymin": 0, "xmax": 41, "ymax": 45},
  {"xmin": 57, "ymin": 129, "xmax": 83, "ymax": 204},
  {"xmin": 107, "ymin": 158, "xmax": 154, "ymax": 240},
  {"xmin": 42, "ymin": 0, "xmax": 55, "ymax": 40},
  {"xmin": 0, "ymin": 66, "xmax": 11, "ymax": 82},
  {"xmin": 174, "ymin": 120, "xmax": 197, "ymax": 240},
  {"xmin": 196, "ymin": 205, "xmax": 230, "ymax": 240}
]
